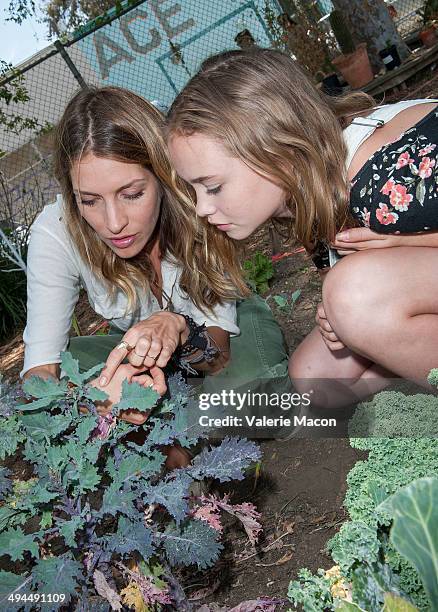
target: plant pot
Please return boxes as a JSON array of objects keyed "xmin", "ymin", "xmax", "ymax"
[
  {"xmin": 378, "ymin": 44, "xmax": 401, "ymax": 71},
  {"xmin": 321, "ymin": 73, "xmax": 344, "ymax": 96},
  {"xmin": 332, "ymin": 43, "xmax": 374, "ymax": 89},
  {"xmin": 420, "ymin": 25, "xmax": 438, "ymax": 48}
]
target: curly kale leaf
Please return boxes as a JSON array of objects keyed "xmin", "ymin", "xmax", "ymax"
[
  {"xmin": 102, "ymin": 516, "xmax": 153, "ymax": 560},
  {"xmin": 349, "ymin": 390, "xmax": 438, "ymax": 438},
  {"xmin": 140, "ymin": 472, "xmax": 192, "ymax": 524},
  {"xmin": 161, "ymin": 519, "xmax": 222, "ymax": 569},
  {"xmin": 112, "ymin": 379, "xmax": 159, "ymax": 416},
  {"xmin": 0, "ymin": 571, "xmax": 31, "ymax": 605},
  {"xmin": 287, "ymin": 568, "xmax": 335, "ymax": 612},
  {"xmin": 0, "ymin": 526, "xmax": 39, "ymax": 561},
  {"xmin": 329, "ymin": 521, "xmax": 381, "ymax": 577},
  {"xmin": 189, "ymin": 437, "xmax": 261, "ymax": 482},
  {"xmin": 379, "ymin": 477, "xmax": 438, "ymax": 607},
  {"xmin": 0, "ymin": 417, "xmax": 25, "ymax": 459},
  {"xmin": 21, "ymin": 376, "xmax": 68, "ymax": 410},
  {"xmin": 31, "ymin": 555, "xmax": 83, "ymax": 609}
]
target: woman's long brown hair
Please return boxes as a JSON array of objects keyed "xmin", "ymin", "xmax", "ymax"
[{"xmin": 54, "ymin": 86, "xmax": 248, "ymax": 313}]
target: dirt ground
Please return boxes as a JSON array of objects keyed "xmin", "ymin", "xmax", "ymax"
[{"xmin": 0, "ymin": 63, "xmax": 436, "ymax": 609}]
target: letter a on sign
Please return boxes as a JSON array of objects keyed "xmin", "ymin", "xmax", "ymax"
[{"xmin": 94, "ymin": 31, "xmax": 135, "ymax": 79}]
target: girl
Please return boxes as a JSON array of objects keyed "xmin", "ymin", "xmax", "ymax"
[
  {"xmin": 22, "ymin": 86, "xmax": 291, "ymax": 460},
  {"xmin": 166, "ymin": 47, "xmax": 438, "ymax": 409}
]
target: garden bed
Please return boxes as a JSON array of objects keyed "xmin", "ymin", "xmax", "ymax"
[{"xmin": 1, "ymin": 68, "xmax": 437, "ymax": 610}]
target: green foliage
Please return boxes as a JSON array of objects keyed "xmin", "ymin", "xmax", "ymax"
[
  {"xmin": 348, "ymin": 390, "xmax": 438, "ymax": 438},
  {"xmin": 0, "ymin": 61, "xmax": 40, "ymax": 138},
  {"xmin": 329, "ymin": 437, "xmax": 438, "ymax": 610},
  {"xmin": 267, "ymin": 289, "xmax": 301, "ymax": 315},
  {"xmin": 288, "ymin": 476, "xmax": 436, "ymax": 611},
  {"xmin": 329, "ymin": 10, "xmax": 356, "ymax": 55},
  {"xmin": 243, "ymin": 251, "xmax": 274, "ymax": 294},
  {"xmin": 6, "ymin": 0, "xmax": 35, "ymax": 24},
  {"xmin": 383, "ymin": 593, "xmax": 418, "ymax": 611},
  {"xmin": 287, "ymin": 567, "xmax": 335, "ymax": 611},
  {"xmin": 0, "ymin": 352, "xmax": 261, "ymax": 609},
  {"xmin": 378, "ymin": 478, "xmax": 438, "ymax": 606},
  {"xmin": 288, "ymin": 373, "xmax": 438, "ymax": 611}
]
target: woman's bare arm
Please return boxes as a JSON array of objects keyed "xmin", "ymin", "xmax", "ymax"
[{"xmin": 22, "ymin": 363, "xmax": 60, "ymax": 381}]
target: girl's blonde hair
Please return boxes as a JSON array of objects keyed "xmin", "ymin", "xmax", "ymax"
[
  {"xmin": 54, "ymin": 86, "xmax": 248, "ymax": 313},
  {"xmin": 167, "ymin": 48, "xmax": 376, "ymax": 252}
]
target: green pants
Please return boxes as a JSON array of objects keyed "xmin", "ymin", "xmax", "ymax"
[{"xmin": 68, "ymin": 294, "xmax": 293, "ymax": 395}]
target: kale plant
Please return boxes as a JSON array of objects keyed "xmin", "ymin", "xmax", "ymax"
[
  {"xmin": 288, "ymin": 478, "xmax": 438, "ymax": 612},
  {"xmin": 288, "ymin": 373, "xmax": 438, "ymax": 612},
  {"xmin": 0, "ymin": 352, "xmax": 261, "ymax": 610}
]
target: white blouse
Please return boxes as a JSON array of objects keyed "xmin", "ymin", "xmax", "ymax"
[{"xmin": 21, "ymin": 196, "xmax": 240, "ymax": 378}]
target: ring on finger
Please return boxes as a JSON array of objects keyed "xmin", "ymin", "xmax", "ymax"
[{"xmin": 116, "ymin": 340, "xmax": 134, "ymax": 351}]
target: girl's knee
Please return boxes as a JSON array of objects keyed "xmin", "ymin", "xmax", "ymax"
[
  {"xmin": 322, "ymin": 252, "xmax": 384, "ymax": 330},
  {"xmin": 288, "ymin": 330, "xmax": 330, "ymax": 385}
]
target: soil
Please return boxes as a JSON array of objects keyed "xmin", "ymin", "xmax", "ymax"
[{"xmin": 0, "ymin": 64, "xmax": 436, "ymax": 610}]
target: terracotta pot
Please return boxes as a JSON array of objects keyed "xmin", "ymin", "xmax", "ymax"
[
  {"xmin": 332, "ymin": 43, "xmax": 374, "ymax": 89},
  {"xmin": 420, "ymin": 25, "xmax": 438, "ymax": 48}
]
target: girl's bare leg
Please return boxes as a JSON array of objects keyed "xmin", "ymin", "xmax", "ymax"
[
  {"xmin": 323, "ymin": 247, "xmax": 438, "ymax": 382},
  {"xmin": 289, "ymin": 326, "xmax": 393, "ymax": 410},
  {"xmin": 289, "ymin": 246, "xmax": 438, "ymax": 410}
]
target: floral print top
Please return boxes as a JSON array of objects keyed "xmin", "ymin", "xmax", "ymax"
[
  {"xmin": 350, "ymin": 104, "xmax": 438, "ymax": 233},
  {"xmin": 312, "ymin": 105, "xmax": 438, "ymax": 269}
]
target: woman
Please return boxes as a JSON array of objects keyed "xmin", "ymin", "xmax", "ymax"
[
  {"xmin": 166, "ymin": 47, "xmax": 438, "ymax": 410},
  {"xmin": 22, "ymin": 86, "xmax": 290, "ymax": 455}
]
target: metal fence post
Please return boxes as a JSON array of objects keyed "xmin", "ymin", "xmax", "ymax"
[{"xmin": 53, "ymin": 40, "xmax": 88, "ymax": 89}]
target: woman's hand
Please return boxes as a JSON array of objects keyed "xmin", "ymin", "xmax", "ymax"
[
  {"xmin": 100, "ymin": 312, "xmax": 187, "ymax": 386},
  {"xmin": 315, "ymin": 302, "xmax": 345, "ymax": 351},
  {"xmin": 333, "ymin": 227, "xmax": 438, "ymax": 254},
  {"xmin": 332, "ymin": 227, "xmax": 400, "ymax": 255},
  {"xmin": 87, "ymin": 362, "xmax": 166, "ymax": 425}
]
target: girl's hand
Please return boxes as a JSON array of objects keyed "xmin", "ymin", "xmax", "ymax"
[
  {"xmin": 87, "ymin": 362, "xmax": 166, "ymax": 425},
  {"xmin": 100, "ymin": 312, "xmax": 187, "ymax": 386},
  {"xmin": 332, "ymin": 227, "xmax": 399, "ymax": 255},
  {"xmin": 315, "ymin": 302, "xmax": 345, "ymax": 351}
]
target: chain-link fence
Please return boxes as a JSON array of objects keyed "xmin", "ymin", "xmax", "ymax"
[
  {"xmin": 0, "ymin": 0, "xmax": 284, "ymax": 231},
  {"xmin": 0, "ymin": 0, "xmax": 428, "ymax": 233},
  {"xmin": 387, "ymin": 0, "xmax": 426, "ymax": 38}
]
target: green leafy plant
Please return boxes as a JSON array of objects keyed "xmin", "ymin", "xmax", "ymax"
[
  {"xmin": 243, "ymin": 251, "xmax": 274, "ymax": 294},
  {"xmin": 0, "ymin": 60, "xmax": 41, "ymax": 158},
  {"xmin": 378, "ymin": 477, "xmax": 438, "ymax": 607},
  {"xmin": 288, "ymin": 568, "xmax": 336, "ymax": 611},
  {"xmin": 288, "ymin": 371, "xmax": 438, "ymax": 611},
  {"xmin": 0, "ymin": 352, "xmax": 262, "ymax": 609},
  {"xmin": 288, "ymin": 477, "xmax": 438, "ymax": 611},
  {"xmin": 267, "ymin": 289, "xmax": 301, "ymax": 315}
]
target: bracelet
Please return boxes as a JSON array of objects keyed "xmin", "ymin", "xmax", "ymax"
[{"xmin": 173, "ymin": 315, "xmax": 220, "ymax": 374}]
